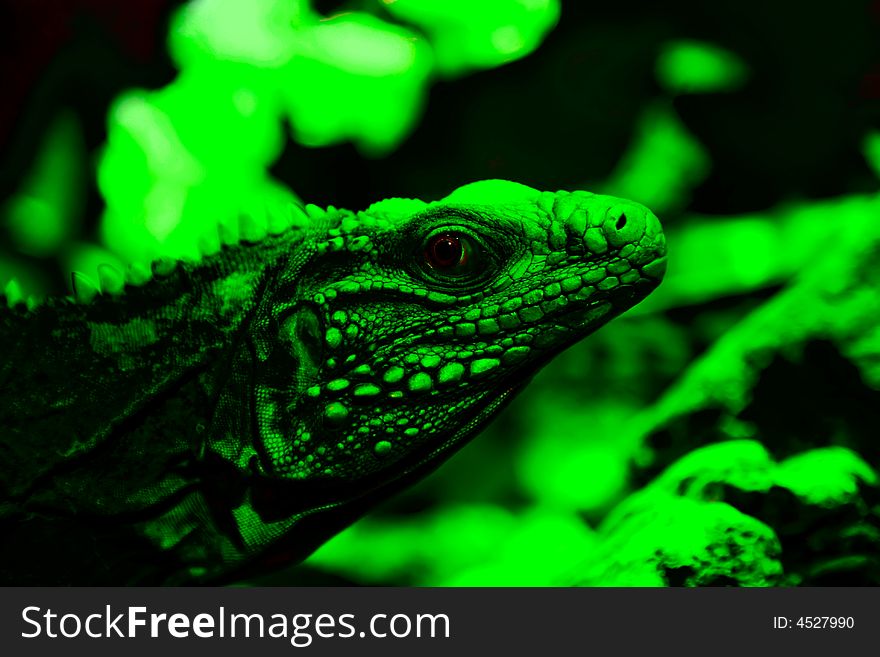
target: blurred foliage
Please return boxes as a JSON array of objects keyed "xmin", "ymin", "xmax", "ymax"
[
  {"xmin": 380, "ymin": 0, "xmax": 560, "ymax": 76},
  {"xmin": 655, "ymin": 39, "xmax": 748, "ymax": 95},
  {"xmin": 98, "ymin": 0, "xmax": 559, "ymax": 264},
  {"xmin": 2, "ymin": 0, "xmax": 880, "ymax": 585}
]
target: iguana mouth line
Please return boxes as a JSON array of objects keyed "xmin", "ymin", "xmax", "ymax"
[
  {"xmin": 316, "ymin": 259, "xmax": 639, "ymax": 363},
  {"xmin": 365, "ymin": 295, "xmax": 617, "ymax": 357}
]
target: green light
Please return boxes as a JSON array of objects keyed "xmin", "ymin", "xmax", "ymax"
[
  {"xmin": 381, "ymin": 0, "xmax": 560, "ymax": 76},
  {"xmin": 656, "ymin": 39, "xmax": 748, "ymax": 94},
  {"xmin": 308, "ymin": 504, "xmax": 597, "ymax": 586},
  {"xmin": 96, "ymin": 0, "xmax": 559, "ymax": 263},
  {"xmin": 862, "ymin": 130, "xmax": 880, "ymax": 179},
  {"xmin": 168, "ymin": 0, "xmax": 310, "ymax": 67},
  {"xmin": 4, "ymin": 113, "xmax": 84, "ymax": 257},
  {"xmin": 298, "ymin": 16, "xmax": 418, "ymax": 76},
  {"xmin": 777, "ymin": 447, "xmax": 878, "ymax": 506},
  {"xmin": 584, "ymin": 494, "xmax": 782, "ymax": 586},
  {"xmin": 602, "ymin": 101, "xmax": 709, "ymax": 214},
  {"xmin": 0, "ymin": 257, "xmax": 49, "ymax": 302},
  {"xmin": 98, "ymin": 1, "xmax": 439, "ymax": 261},
  {"xmin": 638, "ymin": 192, "xmax": 880, "ymax": 313},
  {"xmin": 281, "ymin": 13, "xmax": 432, "ymax": 154},
  {"xmin": 517, "ymin": 401, "xmax": 635, "ymax": 512}
]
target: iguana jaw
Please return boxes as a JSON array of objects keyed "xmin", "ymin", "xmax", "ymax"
[
  {"xmin": 223, "ymin": 288, "xmax": 646, "ymax": 580},
  {"xmin": 237, "ymin": 252, "xmax": 667, "ymax": 577}
]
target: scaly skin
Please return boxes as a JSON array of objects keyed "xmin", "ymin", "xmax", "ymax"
[{"xmin": 0, "ymin": 180, "xmax": 666, "ymax": 584}]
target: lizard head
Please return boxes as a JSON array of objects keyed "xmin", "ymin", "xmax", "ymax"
[{"xmin": 250, "ymin": 180, "xmax": 666, "ymax": 504}]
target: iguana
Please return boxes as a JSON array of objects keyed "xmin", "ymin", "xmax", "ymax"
[{"xmin": 0, "ymin": 180, "xmax": 666, "ymax": 584}]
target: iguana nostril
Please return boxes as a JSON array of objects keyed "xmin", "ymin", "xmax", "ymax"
[{"xmin": 604, "ymin": 204, "xmax": 646, "ymax": 247}]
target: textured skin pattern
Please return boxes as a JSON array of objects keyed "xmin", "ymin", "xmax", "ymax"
[{"xmin": 0, "ymin": 180, "xmax": 666, "ymax": 584}]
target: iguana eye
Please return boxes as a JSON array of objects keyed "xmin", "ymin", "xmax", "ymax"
[
  {"xmin": 425, "ymin": 233, "xmax": 470, "ymax": 271},
  {"xmin": 414, "ymin": 226, "xmax": 495, "ymax": 289}
]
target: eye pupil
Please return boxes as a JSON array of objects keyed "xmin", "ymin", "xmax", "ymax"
[{"xmin": 427, "ymin": 234, "xmax": 464, "ymax": 268}]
